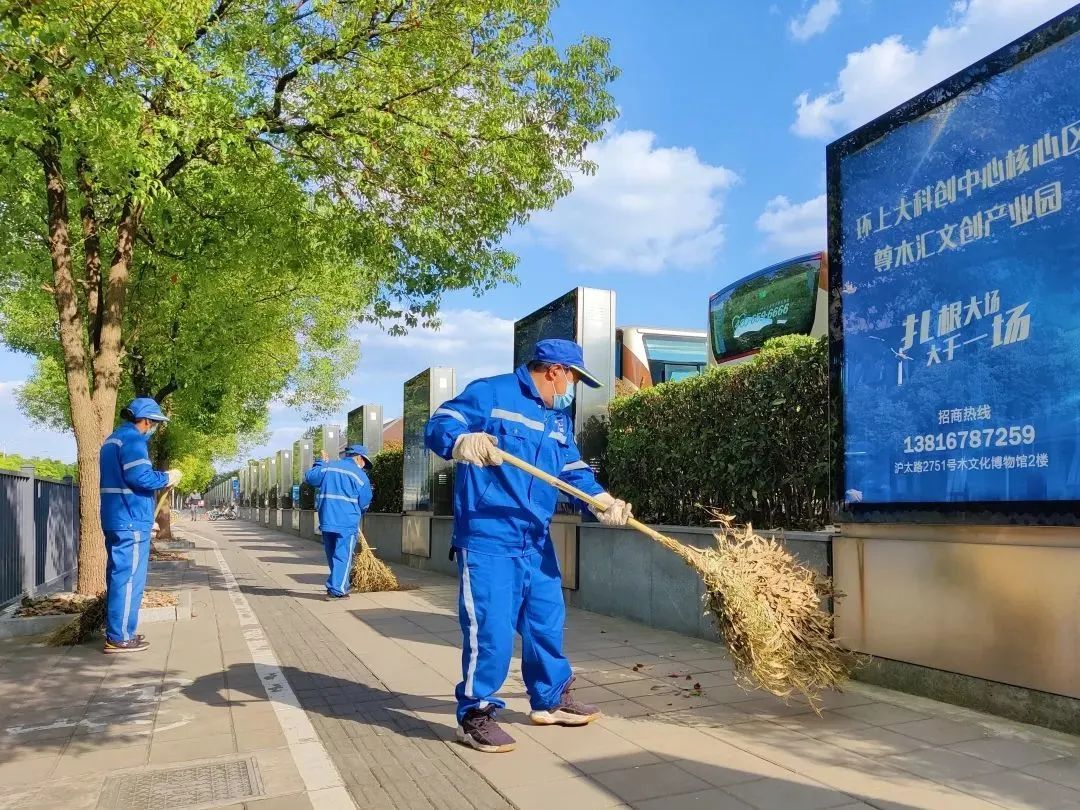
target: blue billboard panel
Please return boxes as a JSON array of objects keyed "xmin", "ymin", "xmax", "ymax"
[{"xmin": 833, "ymin": 17, "xmax": 1080, "ymax": 507}]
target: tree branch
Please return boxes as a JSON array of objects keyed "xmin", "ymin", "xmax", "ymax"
[
  {"xmin": 183, "ymin": 0, "xmax": 234, "ymax": 53},
  {"xmin": 76, "ymin": 156, "xmax": 104, "ymax": 353}
]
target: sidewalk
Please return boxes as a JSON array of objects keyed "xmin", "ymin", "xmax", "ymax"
[{"xmin": 0, "ymin": 520, "xmax": 1076, "ymax": 810}]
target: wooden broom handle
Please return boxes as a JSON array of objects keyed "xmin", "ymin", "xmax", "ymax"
[
  {"xmin": 154, "ymin": 487, "xmax": 173, "ymax": 520},
  {"xmin": 493, "ymin": 448, "xmax": 691, "ymax": 559}
]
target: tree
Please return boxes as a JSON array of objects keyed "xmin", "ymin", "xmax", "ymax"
[
  {"xmin": 0, "ymin": 452, "xmax": 78, "ymax": 481},
  {"xmin": 0, "ymin": 0, "xmax": 617, "ymax": 593}
]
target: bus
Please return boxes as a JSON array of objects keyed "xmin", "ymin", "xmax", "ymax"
[
  {"xmin": 708, "ymin": 252, "xmax": 828, "ymax": 366},
  {"xmin": 615, "ymin": 326, "xmax": 708, "ymax": 393}
]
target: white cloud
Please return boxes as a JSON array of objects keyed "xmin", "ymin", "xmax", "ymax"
[
  {"xmin": 756, "ymin": 194, "xmax": 827, "ymax": 254},
  {"xmin": 0, "ymin": 379, "xmax": 23, "ymax": 406},
  {"xmin": 793, "ymin": 0, "xmax": 1077, "ymax": 138},
  {"xmin": 790, "ymin": 0, "xmax": 841, "ymax": 42},
  {"xmin": 528, "ymin": 130, "xmax": 739, "ymax": 273}
]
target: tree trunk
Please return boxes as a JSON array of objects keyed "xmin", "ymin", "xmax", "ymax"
[
  {"xmin": 153, "ymin": 442, "xmax": 174, "ymax": 541},
  {"xmin": 40, "ymin": 139, "xmax": 109, "ymax": 595}
]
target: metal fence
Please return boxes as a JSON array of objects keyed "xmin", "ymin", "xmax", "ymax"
[{"xmin": 0, "ymin": 467, "xmax": 78, "ymax": 606}]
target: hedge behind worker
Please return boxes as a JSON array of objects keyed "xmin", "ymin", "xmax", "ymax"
[
  {"xmin": 99, "ymin": 398, "xmax": 182, "ymax": 654},
  {"xmin": 425, "ymin": 338, "xmax": 633, "ymax": 754},
  {"xmin": 305, "ymin": 443, "xmax": 374, "ymax": 600}
]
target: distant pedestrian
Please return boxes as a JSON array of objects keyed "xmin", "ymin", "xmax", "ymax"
[{"xmin": 186, "ymin": 495, "xmax": 199, "ymax": 521}]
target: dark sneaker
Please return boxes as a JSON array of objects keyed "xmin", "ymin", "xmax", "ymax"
[
  {"xmin": 530, "ymin": 678, "xmax": 601, "ymax": 726},
  {"xmin": 103, "ymin": 638, "xmax": 151, "ymax": 655},
  {"xmin": 457, "ymin": 707, "xmax": 517, "ymax": 753},
  {"xmin": 325, "ymin": 591, "xmax": 350, "ymax": 601}
]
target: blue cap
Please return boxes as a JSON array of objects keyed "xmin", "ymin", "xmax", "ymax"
[
  {"xmin": 532, "ymin": 339, "xmax": 603, "ymax": 388},
  {"xmin": 341, "ymin": 444, "xmax": 373, "ymax": 469},
  {"xmin": 123, "ymin": 397, "xmax": 169, "ymax": 422}
]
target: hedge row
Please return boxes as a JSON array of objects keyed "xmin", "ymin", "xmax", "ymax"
[
  {"xmin": 361, "ymin": 337, "xmax": 830, "ymax": 530},
  {"xmin": 605, "ymin": 335, "xmax": 831, "ymax": 530},
  {"xmin": 368, "ymin": 443, "xmax": 404, "ymax": 513}
]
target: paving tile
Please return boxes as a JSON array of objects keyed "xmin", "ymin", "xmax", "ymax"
[
  {"xmin": 883, "ymin": 746, "xmax": 1003, "ymax": 782},
  {"xmin": 148, "ymin": 731, "xmax": 236, "ymax": 764},
  {"xmin": 527, "ymin": 722, "xmax": 662, "ymax": 774},
  {"xmin": 835, "ymin": 702, "xmax": 931, "ymax": 726},
  {"xmin": 500, "ymin": 775, "xmax": 625, "ymax": 810},
  {"xmin": 825, "ymin": 726, "xmax": 930, "ymax": 757},
  {"xmin": 884, "ymin": 717, "xmax": 989, "ymax": 746},
  {"xmin": 1023, "ymin": 756, "xmax": 1080, "ymax": 791},
  {"xmin": 592, "ymin": 761, "xmax": 713, "ymax": 802},
  {"xmin": 246, "ymin": 792, "xmax": 315, "ymax": 809},
  {"xmin": 632, "ymin": 787, "xmax": 754, "ymax": 809},
  {"xmin": 52, "ymin": 743, "xmax": 148, "ymax": 777},
  {"xmin": 957, "ymin": 768, "xmax": 1080, "ymax": 809},
  {"xmin": 724, "ymin": 776, "xmax": 853, "ymax": 810},
  {"xmin": 950, "ymin": 736, "xmax": 1067, "ymax": 768}
]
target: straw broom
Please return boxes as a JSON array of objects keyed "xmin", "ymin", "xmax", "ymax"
[
  {"xmin": 350, "ymin": 531, "xmax": 399, "ymax": 592},
  {"xmin": 496, "ymin": 449, "xmax": 853, "ymax": 709},
  {"xmin": 47, "ymin": 488, "xmax": 173, "ymax": 646}
]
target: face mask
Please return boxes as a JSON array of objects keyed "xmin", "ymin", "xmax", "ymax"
[{"xmin": 551, "ymin": 371, "xmax": 575, "ymax": 411}]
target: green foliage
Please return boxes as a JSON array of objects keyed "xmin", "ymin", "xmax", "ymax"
[
  {"xmin": 369, "ymin": 444, "xmax": 404, "ymax": 514},
  {"xmin": 0, "ymin": 453, "xmax": 78, "ymax": 482},
  {"xmin": 0, "ymin": 0, "xmax": 618, "ymax": 556},
  {"xmin": 606, "ymin": 336, "xmax": 831, "ymax": 531}
]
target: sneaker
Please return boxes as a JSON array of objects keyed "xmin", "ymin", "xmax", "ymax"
[
  {"xmin": 530, "ymin": 678, "xmax": 601, "ymax": 726},
  {"xmin": 103, "ymin": 638, "xmax": 151, "ymax": 655},
  {"xmin": 325, "ymin": 591, "xmax": 350, "ymax": 601},
  {"xmin": 456, "ymin": 707, "xmax": 517, "ymax": 753}
]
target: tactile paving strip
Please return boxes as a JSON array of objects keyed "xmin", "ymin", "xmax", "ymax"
[{"xmin": 97, "ymin": 757, "xmax": 263, "ymax": 809}]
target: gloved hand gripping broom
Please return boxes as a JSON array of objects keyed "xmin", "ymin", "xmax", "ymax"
[
  {"xmin": 495, "ymin": 448, "xmax": 852, "ymax": 709},
  {"xmin": 47, "ymin": 488, "xmax": 174, "ymax": 646}
]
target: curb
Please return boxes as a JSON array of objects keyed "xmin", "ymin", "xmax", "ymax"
[
  {"xmin": 0, "ymin": 613, "xmax": 71, "ymax": 640},
  {"xmin": 139, "ymin": 589, "xmax": 193, "ymax": 623},
  {"xmin": 0, "ymin": 590, "xmax": 193, "ymax": 639}
]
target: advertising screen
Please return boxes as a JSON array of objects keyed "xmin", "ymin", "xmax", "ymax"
[
  {"xmin": 513, "ymin": 290, "xmax": 578, "ymax": 368},
  {"xmin": 709, "ymin": 257, "xmax": 820, "ymax": 362},
  {"xmin": 403, "ymin": 372, "xmax": 432, "ymax": 512},
  {"xmin": 832, "ymin": 17, "xmax": 1080, "ymax": 508}
]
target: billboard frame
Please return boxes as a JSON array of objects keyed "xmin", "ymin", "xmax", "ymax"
[{"xmin": 826, "ymin": 5, "xmax": 1080, "ymax": 525}]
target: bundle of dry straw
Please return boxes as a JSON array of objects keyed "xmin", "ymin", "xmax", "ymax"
[
  {"xmin": 46, "ymin": 593, "xmax": 107, "ymax": 646},
  {"xmin": 495, "ymin": 449, "xmax": 853, "ymax": 709},
  {"xmin": 350, "ymin": 532, "xmax": 399, "ymax": 592},
  {"xmin": 690, "ymin": 514, "xmax": 851, "ymax": 706}
]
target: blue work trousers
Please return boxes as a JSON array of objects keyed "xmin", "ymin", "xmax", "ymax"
[
  {"xmin": 105, "ymin": 529, "xmax": 151, "ymax": 643},
  {"xmin": 322, "ymin": 531, "xmax": 357, "ymax": 596},
  {"xmin": 455, "ymin": 542, "xmax": 572, "ymax": 722}
]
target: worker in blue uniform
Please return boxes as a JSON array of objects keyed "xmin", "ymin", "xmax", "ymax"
[
  {"xmin": 425, "ymin": 339, "xmax": 633, "ymax": 753},
  {"xmin": 99, "ymin": 398, "xmax": 181, "ymax": 654},
  {"xmin": 305, "ymin": 443, "xmax": 374, "ymax": 600}
]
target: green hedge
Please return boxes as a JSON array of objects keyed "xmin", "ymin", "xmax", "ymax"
[
  {"xmin": 606, "ymin": 335, "xmax": 830, "ymax": 531},
  {"xmin": 369, "ymin": 444, "xmax": 404, "ymax": 513}
]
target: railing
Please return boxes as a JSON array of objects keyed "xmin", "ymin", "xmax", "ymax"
[{"xmin": 0, "ymin": 467, "xmax": 78, "ymax": 606}]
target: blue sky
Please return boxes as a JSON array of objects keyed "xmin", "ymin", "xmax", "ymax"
[{"xmin": 2, "ymin": 0, "xmax": 1074, "ymax": 463}]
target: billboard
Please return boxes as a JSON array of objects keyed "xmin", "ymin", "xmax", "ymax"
[
  {"xmin": 347, "ymin": 404, "xmax": 385, "ymax": 456},
  {"xmin": 828, "ymin": 8, "xmax": 1080, "ymax": 515}
]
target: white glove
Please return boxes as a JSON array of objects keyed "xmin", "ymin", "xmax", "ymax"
[
  {"xmin": 590, "ymin": 492, "xmax": 633, "ymax": 526},
  {"xmin": 452, "ymin": 433, "xmax": 503, "ymax": 466},
  {"xmin": 166, "ymin": 469, "xmax": 182, "ymax": 487}
]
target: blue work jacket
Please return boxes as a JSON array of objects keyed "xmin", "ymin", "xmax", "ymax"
[
  {"xmin": 305, "ymin": 458, "xmax": 373, "ymax": 534},
  {"xmin": 424, "ymin": 365, "xmax": 604, "ymax": 556},
  {"xmin": 99, "ymin": 422, "xmax": 170, "ymax": 532}
]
